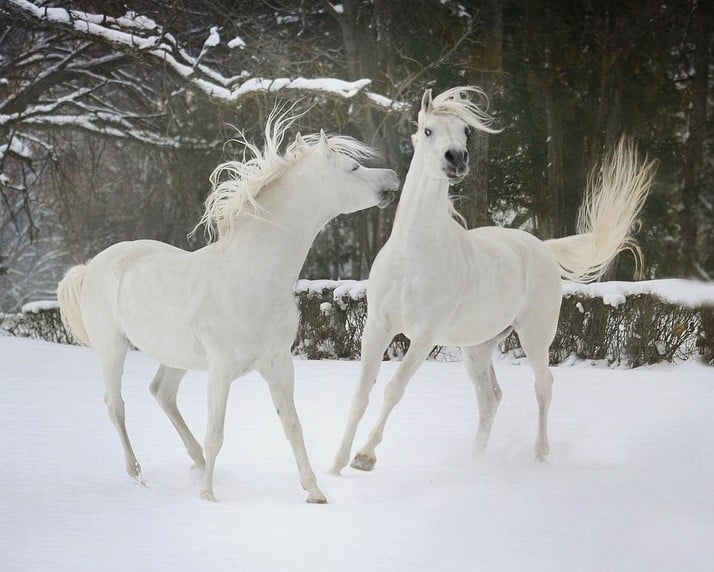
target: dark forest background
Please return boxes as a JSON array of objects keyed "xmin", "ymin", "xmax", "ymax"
[{"xmin": 1, "ymin": 0, "xmax": 712, "ymax": 311}]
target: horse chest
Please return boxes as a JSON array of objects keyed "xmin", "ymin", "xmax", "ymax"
[{"xmin": 382, "ymin": 262, "xmax": 462, "ymax": 336}]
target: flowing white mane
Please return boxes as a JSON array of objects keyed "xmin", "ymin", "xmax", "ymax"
[
  {"xmin": 417, "ymin": 86, "xmax": 501, "ymax": 137},
  {"xmin": 196, "ymin": 105, "xmax": 378, "ymax": 241}
]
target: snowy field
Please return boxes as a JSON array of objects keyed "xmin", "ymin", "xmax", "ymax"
[{"xmin": 1, "ymin": 337, "xmax": 713, "ymax": 571}]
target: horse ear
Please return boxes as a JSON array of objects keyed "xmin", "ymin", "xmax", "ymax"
[
  {"xmin": 295, "ymin": 132, "xmax": 305, "ymax": 147},
  {"xmin": 318, "ymin": 129, "xmax": 330, "ymax": 155},
  {"xmin": 421, "ymin": 89, "xmax": 433, "ymax": 115}
]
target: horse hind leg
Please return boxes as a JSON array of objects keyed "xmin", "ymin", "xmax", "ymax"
[
  {"xmin": 517, "ymin": 323, "xmax": 556, "ymax": 462},
  {"xmin": 463, "ymin": 340, "xmax": 503, "ymax": 454},
  {"xmin": 149, "ymin": 365, "xmax": 205, "ymax": 469},
  {"xmin": 96, "ymin": 336, "xmax": 143, "ymax": 480}
]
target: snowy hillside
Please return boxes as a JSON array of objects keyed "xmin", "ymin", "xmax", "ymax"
[{"xmin": 1, "ymin": 337, "xmax": 713, "ymax": 571}]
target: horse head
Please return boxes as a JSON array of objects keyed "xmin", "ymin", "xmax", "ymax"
[
  {"xmin": 415, "ymin": 86, "xmax": 501, "ymax": 184},
  {"xmin": 295, "ymin": 129, "xmax": 400, "ymax": 215}
]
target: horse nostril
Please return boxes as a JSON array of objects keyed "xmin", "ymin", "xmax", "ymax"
[{"xmin": 445, "ymin": 149, "xmax": 467, "ymax": 168}]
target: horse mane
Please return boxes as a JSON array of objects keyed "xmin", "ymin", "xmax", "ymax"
[
  {"xmin": 194, "ymin": 104, "xmax": 378, "ymax": 242},
  {"xmin": 417, "ymin": 86, "xmax": 501, "ymax": 136}
]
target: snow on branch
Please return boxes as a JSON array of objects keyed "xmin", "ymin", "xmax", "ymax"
[{"xmin": 7, "ymin": 0, "xmax": 404, "ymax": 109}]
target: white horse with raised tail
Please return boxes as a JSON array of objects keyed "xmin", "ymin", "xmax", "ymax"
[
  {"xmin": 58, "ymin": 106, "xmax": 399, "ymax": 503},
  {"xmin": 332, "ymin": 86, "xmax": 656, "ymax": 474}
]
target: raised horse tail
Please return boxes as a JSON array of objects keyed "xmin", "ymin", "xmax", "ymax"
[
  {"xmin": 545, "ymin": 137, "xmax": 657, "ymax": 283},
  {"xmin": 57, "ymin": 265, "xmax": 92, "ymax": 346}
]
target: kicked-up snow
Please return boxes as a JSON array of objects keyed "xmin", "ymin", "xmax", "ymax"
[{"xmin": 1, "ymin": 337, "xmax": 712, "ymax": 571}]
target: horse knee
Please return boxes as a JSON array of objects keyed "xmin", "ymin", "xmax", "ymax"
[
  {"xmin": 204, "ymin": 434, "xmax": 224, "ymax": 458},
  {"xmin": 150, "ymin": 373, "xmax": 177, "ymax": 406},
  {"xmin": 493, "ymin": 384, "xmax": 503, "ymax": 404},
  {"xmin": 383, "ymin": 382, "xmax": 406, "ymax": 406},
  {"xmin": 534, "ymin": 370, "xmax": 553, "ymax": 394},
  {"xmin": 104, "ymin": 393, "xmax": 125, "ymax": 419}
]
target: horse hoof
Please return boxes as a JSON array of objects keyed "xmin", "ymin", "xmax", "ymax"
[
  {"xmin": 200, "ymin": 489, "xmax": 217, "ymax": 502},
  {"xmin": 126, "ymin": 461, "xmax": 142, "ymax": 479},
  {"xmin": 350, "ymin": 453, "xmax": 376, "ymax": 472},
  {"xmin": 306, "ymin": 492, "xmax": 328, "ymax": 504},
  {"xmin": 133, "ymin": 475, "xmax": 149, "ymax": 488},
  {"xmin": 535, "ymin": 443, "xmax": 550, "ymax": 462}
]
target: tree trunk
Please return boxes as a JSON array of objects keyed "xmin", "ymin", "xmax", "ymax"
[
  {"xmin": 682, "ymin": 0, "xmax": 711, "ymax": 276},
  {"xmin": 467, "ymin": 0, "xmax": 502, "ymax": 229}
]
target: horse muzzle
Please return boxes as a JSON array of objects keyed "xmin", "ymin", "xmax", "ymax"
[
  {"xmin": 445, "ymin": 166, "xmax": 469, "ymax": 184},
  {"xmin": 377, "ymin": 170, "xmax": 400, "ymax": 208},
  {"xmin": 378, "ymin": 188, "xmax": 398, "ymax": 208},
  {"xmin": 443, "ymin": 148, "xmax": 469, "ymax": 183}
]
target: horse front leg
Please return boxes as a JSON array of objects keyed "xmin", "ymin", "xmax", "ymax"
[
  {"xmin": 331, "ymin": 317, "xmax": 395, "ymax": 474},
  {"xmin": 259, "ymin": 353, "xmax": 326, "ymax": 504},
  {"xmin": 200, "ymin": 369, "xmax": 233, "ymax": 502},
  {"xmin": 351, "ymin": 338, "xmax": 434, "ymax": 472}
]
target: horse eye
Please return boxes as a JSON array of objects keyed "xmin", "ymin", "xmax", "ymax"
[
  {"xmin": 350, "ymin": 164, "xmax": 359, "ymax": 172},
  {"xmin": 464, "ymin": 127, "xmax": 471, "ymax": 138},
  {"xmin": 424, "ymin": 128, "xmax": 432, "ymax": 137}
]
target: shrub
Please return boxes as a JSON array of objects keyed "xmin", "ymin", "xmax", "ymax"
[
  {"xmin": 3, "ymin": 280, "xmax": 712, "ymax": 367},
  {"xmin": 1, "ymin": 301, "xmax": 73, "ymax": 345}
]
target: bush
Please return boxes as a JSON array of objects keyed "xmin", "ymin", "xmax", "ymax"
[
  {"xmin": 294, "ymin": 279, "xmax": 714, "ymax": 366},
  {"xmin": 0, "ymin": 301, "xmax": 73, "ymax": 345},
  {"xmin": 501, "ymin": 294, "xmax": 709, "ymax": 366},
  {"xmin": 3, "ymin": 280, "xmax": 712, "ymax": 367}
]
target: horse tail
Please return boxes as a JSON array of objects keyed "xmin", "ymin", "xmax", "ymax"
[
  {"xmin": 545, "ymin": 137, "xmax": 657, "ymax": 283},
  {"xmin": 57, "ymin": 265, "xmax": 92, "ymax": 346}
]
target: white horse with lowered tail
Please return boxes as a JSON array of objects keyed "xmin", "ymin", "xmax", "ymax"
[
  {"xmin": 332, "ymin": 86, "xmax": 656, "ymax": 474},
  {"xmin": 58, "ymin": 107, "xmax": 399, "ymax": 503}
]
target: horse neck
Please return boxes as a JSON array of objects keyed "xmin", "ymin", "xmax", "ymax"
[
  {"xmin": 218, "ymin": 175, "xmax": 332, "ymax": 285},
  {"xmin": 390, "ymin": 146, "xmax": 456, "ymax": 245}
]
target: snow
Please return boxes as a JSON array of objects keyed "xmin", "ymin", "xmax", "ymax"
[
  {"xmin": 562, "ymin": 279, "xmax": 714, "ymax": 308},
  {"xmin": 8, "ymin": 0, "xmax": 402, "ymax": 109},
  {"xmin": 294, "ymin": 278, "xmax": 714, "ymax": 309},
  {"xmin": 203, "ymin": 27, "xmax": 220, "ymax": 49},
  {"xmin": 2, "ymin": 337, "xmax": 712, "ymax": 571},
  {"xmin": 365, "ymin": 91, "xmax": 409, "ymax": 111},
  {"xmin": 20, "ymin": 299, "xmax": 59, "ymax": 313},
  {"xmin": 0, "ymin": 137, "xmax": 33, "ymax": 160},
  {"xmin": 276, "ymin": 15, "xmax": 300, "ymax": 25},
  {"xmin": 295, "ymin": 278, "xmax": 367, "ymax": 301},
  {"xmin": 227, "ymin": 35, "xmax": 246, "ymax": 49}
]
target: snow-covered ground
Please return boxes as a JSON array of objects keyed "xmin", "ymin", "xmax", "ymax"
[{"xmin": 1, "ymin": 337, "xmax": 712, "ymax": 571}]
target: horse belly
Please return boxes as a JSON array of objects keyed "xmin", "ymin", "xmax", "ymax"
[
  {"xmin": 437, "ymin": 283, "xmax": 522, "ymax": 346},
  {"xmin": 125, "ymin": 324, "xmax": 209, "ymax": 371},
  {"xmin": 118, "ymin": 297, "xmax": 210, "ymax": 370}
]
